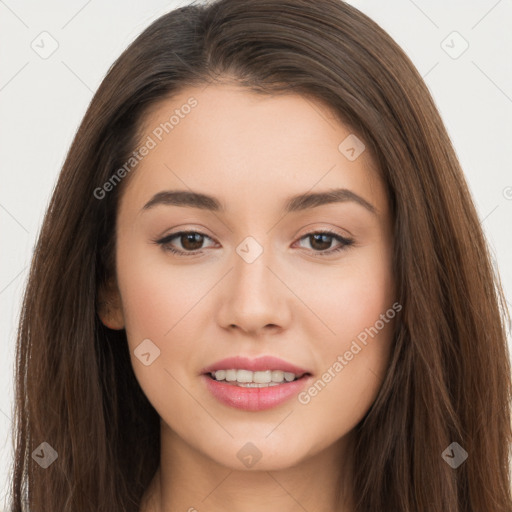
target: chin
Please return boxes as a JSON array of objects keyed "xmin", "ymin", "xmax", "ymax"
[{"xmin": 204, "ymin": 434, "xmax": 314, "ymax": 472}]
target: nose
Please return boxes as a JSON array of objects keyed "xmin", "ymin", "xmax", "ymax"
[{"xmin": 216, "ymin": 242, "xmax": 292, "ymax": 336}]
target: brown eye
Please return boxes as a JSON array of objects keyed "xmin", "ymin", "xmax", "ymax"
[
  {"xmin": 155, "ymin": 229, "xmax": 354, "ymax": 257},
  {"xmin": 179, "ymin": 232, "xmax": 205, "ymax": 251},
  {"xmin": 296, "ymin": 231, "xmax": 354, "ymax": 256},
  {"xmin": 308, "ymin": 233, "xmax": 334, "ymax": 251},
  {"xmin": 155, "ymin": 231, "xmax": 216, "ymax": 255}
]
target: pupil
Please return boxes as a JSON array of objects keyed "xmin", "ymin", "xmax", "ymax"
[
  {"xmin": 182, "ymin": 233, "xmax": 203, "ymax": 250},
  {"xmin": 310, "ymin": 234, "xmax": 331, "ymax": 251}
]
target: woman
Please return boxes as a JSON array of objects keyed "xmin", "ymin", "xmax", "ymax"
[{"xmin": 8, "ymin": 0, "xmax": 512, "ymax": 511}]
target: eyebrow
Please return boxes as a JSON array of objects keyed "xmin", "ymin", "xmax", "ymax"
[{"xmin": 141, "ymin": 188, "xmax": 377, "ymax": 215}]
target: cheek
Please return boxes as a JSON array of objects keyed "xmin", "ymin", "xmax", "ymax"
[
  {"xmin": 298, "ymin": 306, "xmax": 395, "ymax": 443},
  {"xmin": 114, "ymin": 243, "xmax": 204, "ymax": 415},
  {"xmin": 116, "ymin": 241, "xmax": 206, "ymax": 343},
  {"xmin": 119, "ymin": 273, "xmax": 172, "ymax": 344},
  {"xmin": 294, "ymin": 244, "xmax": 395, "ymax": 346},
  {"xmin": 295, "ymin": 246, "xmax": 395, "ymax": 422},
  {"xmin": 115, "ymin": 240, "xmax": 215, "ymax": 390}
]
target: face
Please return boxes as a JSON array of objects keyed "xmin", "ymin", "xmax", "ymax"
[{"xmin": 100, "ymin": 83, "xmax": 396, "ymax": 471}]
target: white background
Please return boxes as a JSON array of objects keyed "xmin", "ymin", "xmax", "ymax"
[{"xmin": 1, "ymin": 0, "xmax": 511, "ymax": 508}]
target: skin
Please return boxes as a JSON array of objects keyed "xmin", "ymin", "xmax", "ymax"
[{"xmin": 99, "ymin": 83, "xmax": 396, "ymax": 512}]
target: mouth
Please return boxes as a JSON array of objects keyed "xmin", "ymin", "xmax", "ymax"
[
  {"xmin": 206, "ymin": 369, "xmax": 311, "ymax": 388},
  {"xmin": 200, "ymin": 356, "xmax": 314, "ymax": 411}
]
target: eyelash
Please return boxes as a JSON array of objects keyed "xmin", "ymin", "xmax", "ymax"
[{"xmin": 153, "ymin": 229, "xmax": 354, "ymax": 257}]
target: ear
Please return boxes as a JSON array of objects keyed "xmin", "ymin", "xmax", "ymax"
[{"xmin": 97, "ymin": 277, "xmax": 125, "ymax": 330}]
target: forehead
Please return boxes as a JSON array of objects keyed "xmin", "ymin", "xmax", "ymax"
[{"xmin": 120, "ymin": 83, "xmax": 387, "ymax": 219}]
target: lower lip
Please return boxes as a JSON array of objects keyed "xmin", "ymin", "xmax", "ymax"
[{"xmin": 202, "ymin": 374, "xmax": 312, "ymax": 411}]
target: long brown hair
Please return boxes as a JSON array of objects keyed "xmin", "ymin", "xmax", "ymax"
[{"xmin": 8, "ymin": 0, "xmax": 511, "ymax": 510}]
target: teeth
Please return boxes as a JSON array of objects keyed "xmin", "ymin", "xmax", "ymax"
[
  {"xmin": 225, "ymin": 369, "xmax": 237, "ymax": 381},
  {"xmin": 254, "ymin": 370, "xmax": 271, "ymax": 383},
  {"xmin": 211, "ymin": 369, "xmax": 302, "ymax": 384},
  {"xmin": 215, "ymin": 370, "xmax": 226, "ymax": 380},
  {"xmin": 271, "ymin": 370, "xmax": 284, "ymax": 382},
  {"xmin": 237, "ymin": 369, "xmax": 254, "ymax": 383}
]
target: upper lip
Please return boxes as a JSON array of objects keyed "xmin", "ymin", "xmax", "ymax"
[{"xmin": 200, "ymin": 355, "xmax": 311, "ymax": 375}]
